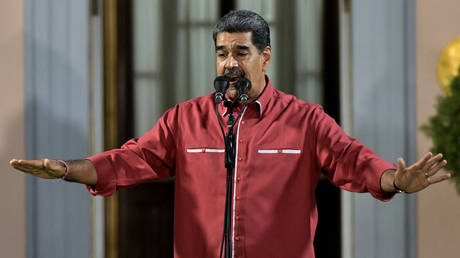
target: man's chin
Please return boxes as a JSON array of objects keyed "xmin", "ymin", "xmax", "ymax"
[{"xmin": 226, "ymin": 88, "xmax": 238, "ymax": 101}]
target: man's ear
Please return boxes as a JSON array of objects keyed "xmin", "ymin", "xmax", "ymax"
[{"xmin": 261, "ymin": 46, "xmax": 272, "ymax": 72}]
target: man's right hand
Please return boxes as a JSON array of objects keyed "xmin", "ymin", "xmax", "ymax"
[
  {"xmin": 9, "ymin": 158, "xmax": 98, "ymax": 185},
  {"xmin": 9, "ymin": 159, "xmax": 66, "ymax": 179}
]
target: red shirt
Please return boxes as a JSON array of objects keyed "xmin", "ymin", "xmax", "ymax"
[{"xmin": 86, "ymin": 77, "xmax": 395, "ymax": 258}]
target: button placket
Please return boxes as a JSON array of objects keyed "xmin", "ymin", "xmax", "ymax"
[{"xmin": 232, "ymin": 107, "xmax": 247, "ymax": 257}]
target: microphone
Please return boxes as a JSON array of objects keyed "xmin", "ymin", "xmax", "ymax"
[
  {"xmin": 237, "ymin": 78, "xmax": 252, "ymax": 105},
  {"xmin": 214, "ymin": 76, "xmax": 230, "ymax": 104}
]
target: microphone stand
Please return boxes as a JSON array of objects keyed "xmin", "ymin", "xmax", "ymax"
[{"xmin": 216, "ymin": 98, "xmax": 246, "ymax": 258}]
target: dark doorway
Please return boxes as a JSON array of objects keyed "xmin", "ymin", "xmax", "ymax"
[{"xmin": 314, "ymin": 1, "xmax": 342, "ymax": 258}]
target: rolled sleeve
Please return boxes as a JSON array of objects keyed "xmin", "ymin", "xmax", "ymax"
[
  {"xmin": 85, "ymin": 154, "xmax": 118, "ymax": 197},
  {"xmin": 365, "ymin": 158, "xmax": 397, "ymax": 201},
  {"xmin": 83, "ymin": 106, "xmax": 178, "ymax": 197}
]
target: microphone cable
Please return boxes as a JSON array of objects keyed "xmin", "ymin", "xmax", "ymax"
[{"xmin": 214, "ymin": 78, "xmax": 249, "ymax": 258}]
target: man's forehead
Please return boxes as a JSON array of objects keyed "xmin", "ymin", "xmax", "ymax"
[{"xmin": 215, "ymin": 31, "xmax": 253, "ymax": 48}]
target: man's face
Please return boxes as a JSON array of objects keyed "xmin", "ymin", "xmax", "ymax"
[{"xmin": 215, "ymin": 32, "xmax": 271, "ymax": 102}]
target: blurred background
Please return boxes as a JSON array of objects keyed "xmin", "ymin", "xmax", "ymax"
[{"xmin": 1, "ymin": 0, "xmax": 459, "ymax": 258}]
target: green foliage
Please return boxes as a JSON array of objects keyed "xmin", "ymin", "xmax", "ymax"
[{"xmin": 421, "ymin": 68, "xmax": 460, "ymax": 194}]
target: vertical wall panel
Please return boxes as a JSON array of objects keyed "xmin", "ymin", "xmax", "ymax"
[
  {"xmin": 25, "ymin": 0, "xmax": 91, "ymax": 258},
  {"xmin": 0, "ymin": 0, "xmax": 26, "ymax": 257},
  {"xmin": 351, "ymin": 1, "xmax": 416, "ymax": 258}
]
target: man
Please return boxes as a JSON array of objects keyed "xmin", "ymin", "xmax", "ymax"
[{"xmin": 10, "ymin": 10, "xmax": 450, "ymax": 258}]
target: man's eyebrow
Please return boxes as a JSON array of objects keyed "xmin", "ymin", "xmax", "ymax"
[
  {"xmin": 215, "ymin": 45, "xmax": 250, "ymax": 51},
  {"xmin": 236, "ymin": 45, "xmax": 250, "ymax": 51}
]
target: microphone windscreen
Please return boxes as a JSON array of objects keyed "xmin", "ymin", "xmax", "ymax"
[
  {"xmin": 214, "ymin": 76, "xmax": 230, "ymax": 93},
  {"xmin": 237, "ymin": 78, "xmax": 252, "ymax": 93}
]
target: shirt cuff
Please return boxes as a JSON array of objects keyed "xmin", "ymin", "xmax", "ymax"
[
  {"xmin": 84, "ymin": 153, "xmax": 117, "ymax": 197},
  {"xmin": 368, "ymin": 159, "xmax": 397, "ymax": 202}
]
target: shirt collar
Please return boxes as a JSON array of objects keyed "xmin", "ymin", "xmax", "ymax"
[
  {"xmin": 220, "ymin": 75, "xmax": 274, "ymax": 118},
  {"xmin": 253, "ymin": 75, "xmax": 274, "ymax": 117}
]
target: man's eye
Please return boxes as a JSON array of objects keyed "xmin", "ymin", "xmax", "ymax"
[
  {"xmin": 238, "ymin": 52, "xmax": 248, "ymax": 57},
  {"xmin": 218, "ymin": 53, "xmax": 227, "ymax": 58}
]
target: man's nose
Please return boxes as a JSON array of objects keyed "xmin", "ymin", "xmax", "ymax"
[{"xmin": 225, "ymin": 55, "xmax": 238, "ymax": 69}]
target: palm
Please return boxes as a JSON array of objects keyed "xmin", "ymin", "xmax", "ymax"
[
  {"xmin": 9, "ymin": 159, "xmax": 64, "ymax": 179},
  {"xmin": 395, "ymin": 153, "xmax": 449, "ymax": 193}
]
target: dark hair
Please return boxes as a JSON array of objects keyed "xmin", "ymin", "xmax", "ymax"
[{"xmin": 212, "ymin": 10, "xmax": 270, "ymax": 53}]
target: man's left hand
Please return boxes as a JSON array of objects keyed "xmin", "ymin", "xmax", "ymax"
[{"xmin": 382, "ymin": 152, "xmax": 451, "ymax": 193}]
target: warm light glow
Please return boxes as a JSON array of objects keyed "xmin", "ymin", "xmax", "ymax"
[{"xmin": 437, "ymin": 36, "xmax": 460, "ymax": 95}]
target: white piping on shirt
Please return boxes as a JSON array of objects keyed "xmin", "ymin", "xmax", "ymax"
[
  {"xmin": 206, "ymin": 149, "xmax": 225, "ymax": 153},
  {"xmin": 257, "ymin": 149, "xmax": 301, "ymax": 154},
  {"xmin": 232, "ymin": 106, "xmax": 247, "ymax": 258},
  {"xmin": 186, "ymin": 148, "xmax": 225, "ymax": 153},
  {"xmin": 255, "ymin": 100, "xmax": 262, "ymax": 117}
]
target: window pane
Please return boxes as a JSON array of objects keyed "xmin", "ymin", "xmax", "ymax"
[
  {"xmin": 133, "ymin": 0, "xmax": 219, "ymax": 135},
  {"xmin": 295, "ymin": 0, "xmax": 323, "ymax": 104},
  {"xmin": 190, "ymin": 26, "xmax": 216, "ymax": 98},
  {"xmin": 133, "ymin": 0, "xmax": 161, "ymax": 72},
  {"xmin": 133, "ymin": 0, "xmax": 163, "ymax": 135},
  {"xmin": 134, "ymin": 78, "xmax": 162, "ymax": 137}
]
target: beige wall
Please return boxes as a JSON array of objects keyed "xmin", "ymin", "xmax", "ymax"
[
  {"xmin": 416, "ymin": 1, "xmax": 460, "ymax": 258},
  {"xmin": 0, "ymin": 0, "xmax": 26, "ymax": 258}
]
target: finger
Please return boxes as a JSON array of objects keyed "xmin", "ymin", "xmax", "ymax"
[
  {"xmin": 10, "ymin": 160, "xmax": 30, "ymax": 171},
  {"xmin": 12, "ymin": 162, "xmax": 38, "ymax": 169},
  {"xmin": 427, "ymin": 173, "xmax": 451, "ymax": 184},
  {"xmin": 414, "ymin": 152, "xmax": 433, "ymax": 168},
  {"xmin": 10, "ymin": 164, "xmax": 33, "ymax": 173},
  {"xmin": 9, "ymin": 159, "xmax": 25, "ymax": 167},
  {"xmin": 423, "ymin": 153, "xmax": 443, "ymax": 171},
  {"xmin": 13, "ymin": 159, "xmax": 58, "ymax": 172},
  {"xmin": 10, "ymin": 159, "xmax": 45, "ymax": 173},
  {"xmin": 10, "ymin": 164, "xmax": 56, "ymax": 179},
  {"xmin": 13, "ymin": 159, "xmax": 46, "ymax": 168},
  {"xmin": 10, "ymin": 163, "xmax": 42, "ymax": 174},
  {"xmin": 43, "ymin": 158, "xmax": 52, "ymax": 170},
  {"xmin": 9, "ymin": 159, "xmax": 17, "ymax": 166},
  {"xmin": 12, "ymin": 162, "xmax": 43, "ymax": 171},
  {"xmin": 11, "ymin": 165, "xmax": 41, "ymax": 175},
  {"xmin": 397, "ymin": 157, "xmax": 406, "ymax": 172},
  {"xmin": 427, "ymin": 160, "xmax": 448, "ymax": 176}
]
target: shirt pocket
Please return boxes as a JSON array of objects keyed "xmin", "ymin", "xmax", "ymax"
[
  {"xmin": 181, "ymin": 146, "xmax": 226, "ymax": 176},
  {"xmin": 249, "ymin": 147, "xmax": 305, "ymax": 200},
  {"xmin": 255, "ymin": 147, "xmax": 303, "ymax": 175}
]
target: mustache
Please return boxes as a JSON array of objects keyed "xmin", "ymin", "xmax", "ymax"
[{"xmin": 223, "ymin": 68, "xmax": 245, "ymax": 78}]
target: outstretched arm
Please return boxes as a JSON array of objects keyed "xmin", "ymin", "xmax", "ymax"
[
  {"xmin": 9, "ymin": 158, "xmax": 97, "ymax": 186},
  {"xmin": 380, "ymin": 152, "xmax": 451, "ymax": 193}
]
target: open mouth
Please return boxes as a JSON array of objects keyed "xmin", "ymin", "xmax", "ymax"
[
  {"xmin": 224, "ymin": 69, "xmax": 245, "ymax": 85},
  {"xmin": 228, "ymin": 75, "xmax": 241, "ymax": 85}
]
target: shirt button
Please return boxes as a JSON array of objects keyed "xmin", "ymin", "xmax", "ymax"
[
  {"xmin": 236, "ymin": 216, "xmax": 240, "ymax": 220},
  {"xmin": 241, "ymin": 121, "xmax": 246, "ymax": 125},
  {"xmin": 238, "ymin": 157, "xmax": 242, "ymax": 161},
  {"xmin": 236, "ymin": 211, "xmax": 240, "ymax": 216},
  {"xmin": 239, "ymin": 139, "xmax": 244, "ymax": 143},
  {"xmin": 235, "ymin": 236, "xmax": 240, "ymax": 241},
  {"xmin": 237, "ymin": 176, "xmax": 241, "ymax": 182},
  {"xmin": 236, "ymin": 196, "xmax": 240, "ymax": 200}
]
